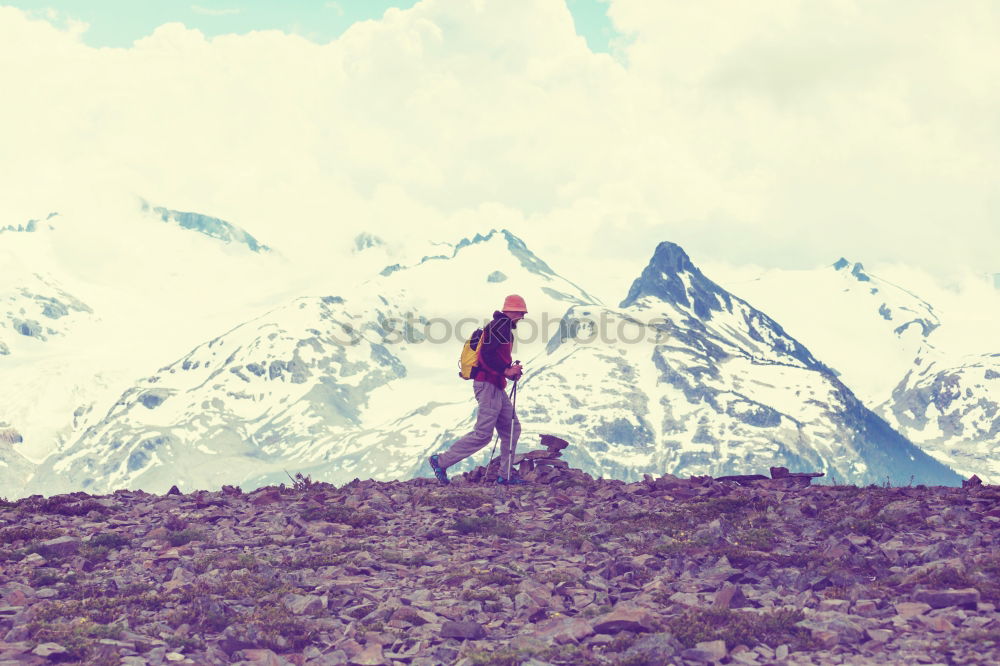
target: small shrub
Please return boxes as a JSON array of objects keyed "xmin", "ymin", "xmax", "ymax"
[
  {"xmin": 165, "ymin": 595, "xmax": 232, "ymax": 633},
  {"xmin": 730, "ymin": 528, "xmax": 777, "ymax": 551},
  {"xmin": 31, "ymin": 495, "xmax": 111, "ymax": 517},
  {"xmin": 539, "ymin": 644, "xmax": 604, "ymax": 665},
  {"xmin": 381, "ymin": 550, "xmax": 428, "ymax": 567},
  {"xmin": 843, "ymin": 519, "xmax": 883, "ymax": 537},
  {"xmin": 30, "ymin": 570, "xmax": 62, "ymax": 587},
  {"xmin": 451, "ymin": 515, "xmax": 515, "ymax": 538},
  {"xmin": 538, "ymin": 569, "xmax": 576, "ymax": 585},
  {"xmin": 78, "ymin": 544, "xmax": 111, "ymax": 565},
  {"xmin": 300, "ymin": 504, "xmax": 379, "ymax": 528},
  {"xmin": 89, "ymin": 532, "xmax": 129, "ymax": 549},
  {"xmin": 166, "ymin": 529, "xmax": 207, "ymax": 546},
  {"xmin": 239, "ymin": 603, "xmax": 318, "ymax": 651},
  {"xmin": 163, "ymin": 513, "xmax": 188, "ymax": 531},
  {"xmin": 476, "ymin": 568, "xmax": 519, "ymax": 586},
  {"xmin": 166, "ymin": 635, "xmax": 205, "ymax": 651},
  {"xmin": 27, "ymin": 619, "xmax": 122, "ymax": 663},
  {"xmin": 0, "ymin": 526, "xmax": 64, "ymax": 545},
  {"xmin": 288, "ymin": 471, "xmax": 317, "ymax": 490},
  {"xmin": 460, "ymin": 588, "xmax": 500, "ymax": 602},
  {"xmin": 665, "ymin": 607, "xmax": 813, "ymax": 651},
  {"xmin": 462, "ymin": 648, "xmax": 533, "ymax": 666},
  {"xmin": 580, "ymin": 604, "xmax": 613, "ymax": 618}
]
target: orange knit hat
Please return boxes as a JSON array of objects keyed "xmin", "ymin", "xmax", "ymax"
[{"xmin": 502, "ymin": 294, "xmax": 528, "ymax": 312}]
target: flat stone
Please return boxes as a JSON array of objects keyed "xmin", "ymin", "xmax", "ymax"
[
  {"xmin": 796, "ymin": 613, "xmax": 865, "ymax": 644},
  {"xmin": 38, "ymin": 536, "xmax": 82, "ymax": 557},
  {"xmin": 918, "ymin": 615, "xmax": 956, "ymax": 632},
  {"xmin": 348, "ymin": 644, "xmax": 387, "ymax": 666},
  {"xmin": 913, "ymin": 589, "xmax": 980, "ymax": 609},
  {"xmin": 669, "ymin": 592, "xmax": 701, "ymax": 606},
  {"xmin": 680, "ymin": 647, "xmax": 722, "ymax": 662},
  {"xmin": 32, "ymin": 643, "xmax": 67, "ymax": 658},
  {"xmin": 866, "ymin": 628, "xmax": 893, "ymax": 643},
  {"xmin": 694, "ymin": 639, "xmax": 727, "ymax": 660},
  {"xmin": 250, "ymin": 489, "xmax": 282, "ymax": 506},
  {"xmin": 283, "ymin": 593, "xmax": 325, "ymax": 615},
  {"xmin": 531, "ymin": 616, "xmax": 593, "ymax": 645},
  {"xmin": 853, "ymin": 599, "xmax": 879, "ymax": 617},
  {"xmin": 21, "ymin": 553, "xmax": 46, "ymax": 567},
  {"xmin": 895, "ymin": 602, "xmax": 932, "ymax": 618},
  {"xmin": 237, "ymin": 649, "xmax": 293, "ymax": 665},
  {"xmin": 714, "ymin": 583, "xmax": 748, "ymax": 609},
  {"xmin": 440, "ymin": 620, "xmax": 486, "ymax": 640},
  {"xmin": 591, "ymin": 605, "xmax": 656, "ymax": 634},
  {"xmin": 810, "ymin": 629, "xmax": 839, "ymax": 649},
  {"xmin": 818, "ymin": 599, "xmax": 851, "ymax": 613},
  {"xmin": 388, "ymin": 606, "xmax": 435, "ymax": 626}
]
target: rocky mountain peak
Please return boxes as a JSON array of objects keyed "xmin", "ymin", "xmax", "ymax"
[
  {"xmin": 618, "ymin": 241, "xmax": 729, "ymax": 319},
  {"xmin": 832, "ymin": 257, "xmax": 871, "ymax": 282},
  {"xmin": 0, "ymin": 212, "xmax": 57, "ymax": 234},
  {"xmin": 139, "ymin": 200, "xmax": 270, "ymax": 253},
  {"xmin": 353, "ymin": 232, "xmax": 385, "ymax": 252}
]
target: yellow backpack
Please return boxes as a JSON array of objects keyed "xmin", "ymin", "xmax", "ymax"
[{"xmin": 458, "ymin": 328, "xmax": 485, "ymax": 379}]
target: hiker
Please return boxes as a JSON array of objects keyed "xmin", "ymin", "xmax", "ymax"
[{"xmin": 428, "ymin": 295, "xmax": 527, "ymax": 485}]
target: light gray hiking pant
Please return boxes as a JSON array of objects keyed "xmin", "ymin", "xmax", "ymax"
[{"xmin": 438, "ymin": 380, "xmax": 521, "ymax": 476}]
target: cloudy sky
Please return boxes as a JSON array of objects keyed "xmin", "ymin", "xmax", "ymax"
[{"xmin": 1, "ymin": 0, "xmax": 997, "ymax": 301}]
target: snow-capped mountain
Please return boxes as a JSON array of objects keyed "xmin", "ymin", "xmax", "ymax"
[
  {"xmin": 0, "ymin": 199, "xmax": 290, "ymax": 468},
  {"xmin": 715, "ymin": 259, "xmax": 940, "ymax": 405},
  {"xmin": 30, "ymin": 232, "xmax": 961, "ymax": 495},
  {"xmin": 882, "ymin": 354, "xmax": 1000, "ymax": 482},
  {"xmin": 26, "ymin": 228, "xmax": 601, "ymax": 494},
  {"xmin": 712, "ymin": 259, "xmax": 1000, "ymax": 482},
  {"xmin": 488, "ymin": 243, "xmax": 958, "ymax": 486},
  {"xmin": 29, "ymin": 296, "xmax": 406, "ymax": 495}
]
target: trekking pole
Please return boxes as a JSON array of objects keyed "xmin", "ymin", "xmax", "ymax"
[
  {"xmin": 483, "ymin": 429, "xmax": 502, "ymax": 486},
  {"xmin": 505, "ymin": 360, "xmax": 521, "ymax": 482}
]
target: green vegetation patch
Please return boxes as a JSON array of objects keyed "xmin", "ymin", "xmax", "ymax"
[
  {"xmin": 238, "ymin": 602, "xmax": 318, "ymax": 651},
  {"xmin": 0, "ymin": 526, "xmax": 64, "ymax": 545},
  {"xmin": 451, "ymin": 515, "xmax": 516, "ymax": 539},
  {"xmin": 380, "ymin": 549, "xmax": 429, "ymax": 567},
  {"xmin": 300, "ymin": 503, "xmax": 380, "ymax": 528},
  {"xmin": 89, "ymin": 532, "xmax": 130, "ymax": 549},
  {"xmin": 665, "ymin": 607, "xmax": 813, "ymax": 651},
  {"xmin": 27, "ymin": 618, "xmax": 123, "ymax": 664},
  {"xmin": 166, "ymin": 528, "xmax": 208, "ymax": 546}
]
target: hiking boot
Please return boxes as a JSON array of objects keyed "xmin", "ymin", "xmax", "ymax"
[
  {"xmin": 428, "ymin": 454, "xmax": 449, "ymax": 485},
  {"xmin": 496, "ymin": 474, "xmax": 527, "ymax": 486}
]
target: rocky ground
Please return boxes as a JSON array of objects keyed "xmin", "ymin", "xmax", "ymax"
[{"xmin": 0, "ymin": 467, "xmax": 998, "ymax": 665}]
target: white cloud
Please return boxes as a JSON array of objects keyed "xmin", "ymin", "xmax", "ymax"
[
  {"xmin": 324, "ymin": 1, "xmax": 345, "ymax": 16},
  {"xmin": 0, "ymin": 0, "xmax": 997, "ymax": 300},
  {"xmin": 190, "ymin": 5, "xmax": 242, "ymax": 17}
]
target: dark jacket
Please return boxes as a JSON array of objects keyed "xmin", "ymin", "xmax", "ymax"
[{"xmin": 476, "ymin": 310, "xmax": 515, "ymax": 389}]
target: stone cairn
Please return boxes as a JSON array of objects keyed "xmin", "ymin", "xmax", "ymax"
[{"xmin": 458, "ymin": 434, "xmax": 573, "ymax": 484}]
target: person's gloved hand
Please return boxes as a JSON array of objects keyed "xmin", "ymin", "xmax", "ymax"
[{"xmin": 504, "ymin": 363, "xmax": 523, "ymax": 380}]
